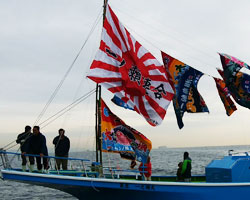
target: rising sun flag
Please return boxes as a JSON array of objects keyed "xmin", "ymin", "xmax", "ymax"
[{"xmin": 87, "ymin": 5, "xmax": 174, "ymax": 126}]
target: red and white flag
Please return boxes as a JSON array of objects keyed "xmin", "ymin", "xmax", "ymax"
[{"xmin": 87, "ymin": 5, "xmax": 174, "ymax": 126}]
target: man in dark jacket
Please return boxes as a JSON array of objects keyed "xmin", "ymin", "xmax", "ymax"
[
  {"xmin": 16, "ymin": 125, "xmax": 32, "ymax": 171},
  {"xmin": 23, "ymin": 126, "xmax": 49, "ymax": 172},
  {"xmin": 181, "ymin": 152, "xmax": 192, "ymax": 182},
  {"xmin": 53, "ymin": 128, "xmax": 70, "ymax": 170}
]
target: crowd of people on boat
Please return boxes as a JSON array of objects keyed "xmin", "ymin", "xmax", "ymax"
[
  {"xmin": 16, "ymin": 125, "xmax": 70, "ymax": 172},
  {"xmin": 16, "ymin": 125, "xmax": 192, "ymax": 182}
]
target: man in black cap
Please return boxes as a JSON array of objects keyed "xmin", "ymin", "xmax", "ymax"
[
  {"xmin": 53, "ymin": 128, "xmax": 70, "ymax": 170},
  {"xmin": 16, "ymin": 125, "xmax": 32, "ymax": 171}
]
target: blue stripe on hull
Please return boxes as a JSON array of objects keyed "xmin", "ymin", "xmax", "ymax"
[{"xmin": 2, "ymin": 170, "xmax": 250, "ymax": 200}]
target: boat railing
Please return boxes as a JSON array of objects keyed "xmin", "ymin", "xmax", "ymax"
[
  {"xmin": 228, "ymin": 150, "xmax": 249, "ymax": 156},
  {"xmin": 103, "ymin": 166, "xmax": 148, "ymax": 180},
  {"xmin": 104, "ymin": 168, "xmax": 141, "ymax": 179},
  {"xmin": 0, "ymin": 150, "xmax": 94, "ymax": 176},
  {"xmin": 0, "ymin": 151, "xmax": 147, "ymax": 180},
  {"xmin": 0, "ymin": 150, "xmax": 90, "ymax": 161},
  {"xmin": 0, "ymin": 149, "xmax": 11, "ymax": 169}
]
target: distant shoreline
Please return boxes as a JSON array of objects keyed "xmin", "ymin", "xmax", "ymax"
[{"xmin": 153, "ymin": 144, "xmax": 250, "ymax": 150}]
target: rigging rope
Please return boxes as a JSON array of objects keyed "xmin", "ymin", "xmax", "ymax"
[
  {"xmin": 40, "ymin": 88, "xmax": 96, "ymax": 129},
  {"xmin": 33, "ymin": 9, "xmax": 103, "ymax": 126},
  {"xmin": 114, "ymin": 6, "xmax": 221, "ymax": 76},
  {"xmin": 5, "ymin": 143, "xmax": 19, "ymax": 151},
  {"xmin": 1, "ymin": 88, "xmax": 96, "ymax": 152},
  {"xmin": 127, "ymin": 25, "xmax": 217, "ymax": 77},
  {"xmin": 3, "ymin": 9, "xmax": 102, "ymax": 152},
  {"xmin": 1, "ymin": 140, "xmax": 17, "ymax": 150}
]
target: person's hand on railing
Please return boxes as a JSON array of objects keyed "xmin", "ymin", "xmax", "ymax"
[
  {"xmin": 22, "ymin": 152, "xmax": 26, "ymax": 156},
  {"xmin": 40, "ymin": 153, "xmax": 44, "ymax": 157}
]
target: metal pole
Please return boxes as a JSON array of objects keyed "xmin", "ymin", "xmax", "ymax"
[
  {"xmin": 94, "ymin": 0, "xmax": 108, "ymax": 165},
  {"xmin": 103, "ymin": 0, "xmax": 108, "ymax": 24},
  {"xmin": 98, "ymin": 85, "xmax": 102, "ymax": 165},
  {"xmin": 98, "ymin": 0, "xmax": 108, "ymax": 167},
  {"xmin": 95, "ymin": 84, "xmax": 99, "ymax": 162}
]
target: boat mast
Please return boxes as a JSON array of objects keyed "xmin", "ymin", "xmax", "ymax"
[
  {"xmin": 95, "ymin": 0, "xmax": 108, "ymax": 165},
  {"xmin": 95, "ymin": 83, "xmax": 99, "ymax": 163}
]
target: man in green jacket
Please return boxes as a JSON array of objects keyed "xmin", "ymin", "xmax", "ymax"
[{"xmin": 181, "ymin": 152, "xmax": 192, "ymax": 182}]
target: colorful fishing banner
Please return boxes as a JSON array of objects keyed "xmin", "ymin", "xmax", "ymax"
[
  {"xmin": 101, "ymin": 99, "xmax": 152, "ymax": 163},
  {"xmin": 219, "ymin": 53, "xmax": 250, "ymax": 109},
  {"xmin": 220, "ymin": 53, "xmax": 250, "ymax": 70},
  {"xmin": 119, "ymin": 152, "xmax": 136, "ymax": 161},
  {"xmin": 214, "ymin": 77, "xmax": 237, "ymax": 116},
  {"xmin": 162, "ymin": 51, "xmax": 209, "ymax": 129},
  {"xmin": 87, "ymin": 5, "xmax": 174, "ymax": 126}
]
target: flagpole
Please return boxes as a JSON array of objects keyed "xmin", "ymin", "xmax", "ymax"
[
  {"xmin": 99, "ymin": 0, "xmax": 108, "ymax": 167},
  {"xmin": 95, "ymin": 0, "xmax": 108, "ymax": 167},
  {"xmin": 98, "ymin": 84, "xmax": 102, "ymax": 165},
  {"xmin": 95, "ymin": 84, "xmax": 99, "ymax": 163}
]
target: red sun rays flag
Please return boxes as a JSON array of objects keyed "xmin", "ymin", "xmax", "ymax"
[{"xmin": 87, "ymin": 5, "xmax": 174, "ymax": 126}]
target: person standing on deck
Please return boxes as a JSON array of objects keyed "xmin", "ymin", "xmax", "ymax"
[
  {"xmin": 176, "ymin": 162, "xmax": 184, "ymax": 181},
  {"xmin": 23, "ymin": 126, "xmax": 49, "ymax": 172},
  {"xmin": 181, "ymin": 152, "xmax": 192, "ymax": 182},
  {"xmin": 16, "ymin": 125, "xmax": 32, "ymax": 171},
  {"xmin": 139, "ymin": 156, "xmax": 152, "ymax": 181},
  {"xmin": 130, "ymin": 159, "xmax": 137, "ymax": 169},
  {"xmin": 53, "ymin": 128, "xmax": 70, "ymax": 170}
]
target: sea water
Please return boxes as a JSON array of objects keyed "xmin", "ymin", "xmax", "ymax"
[{"xmin": 1, "ymin": 145, "xmax": 249, "ymax": 199}]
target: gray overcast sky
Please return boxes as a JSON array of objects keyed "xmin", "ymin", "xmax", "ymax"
[{"xmin": 0, "ymin": 0, "xmax": 249, "ymax": 152}]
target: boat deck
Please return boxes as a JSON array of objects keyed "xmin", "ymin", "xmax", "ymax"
[{"xmin": 6, "ymin": 168, "xmax": 206, "ymax": 183}]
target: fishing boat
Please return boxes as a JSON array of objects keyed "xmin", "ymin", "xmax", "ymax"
[
  {"xmin": 2, "ymin": 150, "xmax": 250, "ymax": 200},
  {"xmin": 1, "ymin": 0, "xmax": 250, "ymax": 200}
]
